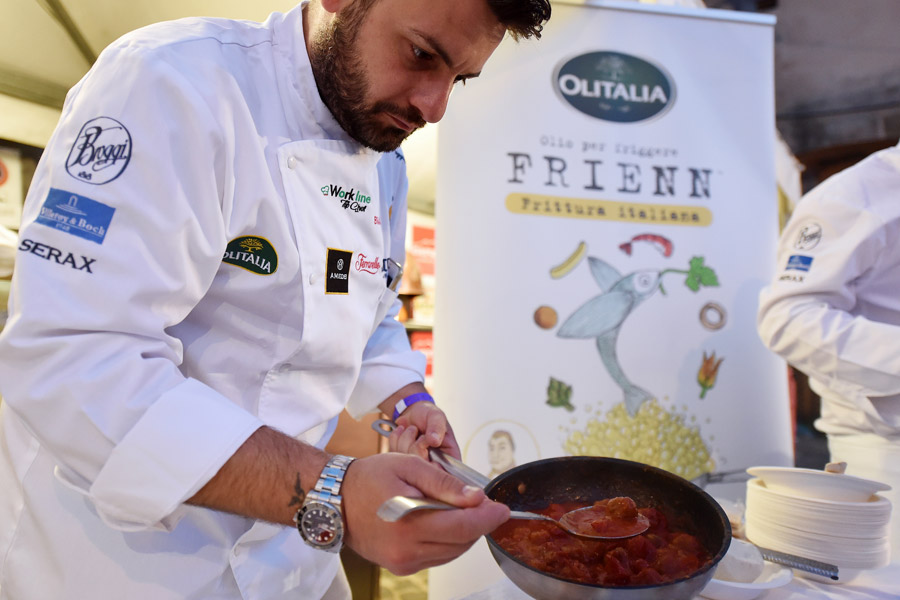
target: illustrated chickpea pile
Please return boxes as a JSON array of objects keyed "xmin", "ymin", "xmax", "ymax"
[{"xmin": 563, "ymin": 399, "xmax": 715, "ymax": 480}]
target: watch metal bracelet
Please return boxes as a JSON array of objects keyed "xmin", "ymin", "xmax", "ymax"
[{"xmin": 311, "ymin": 454, "xmax": 355, "ymax": 503}]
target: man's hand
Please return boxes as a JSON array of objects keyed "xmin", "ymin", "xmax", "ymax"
[
  {"xmin": 341, "ymin": 452, "xmax": 509, "ymax": 575},
  {"xmin": 391, "ymin": 400, "xmax": 462, "ymax": 460}
]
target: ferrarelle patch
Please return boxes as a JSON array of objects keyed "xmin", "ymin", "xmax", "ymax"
[
  {"xmin": 355, "ymin": 253, "xmax": 381, "ymax": 274},
  {"xmin": 223, "ymin": 236, "xmax": 278, "ymax": 275},
  {"xmin": 36, "ymin": 188, "xmax": 115, "ymax": 244},
  {"xmin": 66, "ymin": 116, "xmax": 132, "ymax": 185}
]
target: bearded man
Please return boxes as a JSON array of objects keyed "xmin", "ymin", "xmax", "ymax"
[{"xmin": 0, "ymin": 1, "xmax": 550, "ymax": 598}]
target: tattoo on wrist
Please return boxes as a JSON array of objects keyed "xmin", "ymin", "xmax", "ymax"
[{"xmin": 288, "ymin": 474, "xmax": 306, "ymax": 508}]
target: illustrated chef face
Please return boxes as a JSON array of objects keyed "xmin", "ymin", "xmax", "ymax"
[
  {"xmin": 488, "ymin": 430, "xmax": 516, "ymax": 474},
  {"xmin": 309, "ymin": 0, "xmax": 505, "ymax": 152}
]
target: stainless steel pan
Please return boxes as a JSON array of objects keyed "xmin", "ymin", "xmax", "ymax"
[{"xmin": 483, "ymin": 456, "xmax": 731, "ymax": 600}]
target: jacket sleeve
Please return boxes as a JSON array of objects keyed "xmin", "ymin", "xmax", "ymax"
[
  {"xmin": 757, "ymin": 158, "xmax": 900, "ymax": 403},
  {"xmin": 345, "ymin": 150, "xmax": 426, "ymax": 418},
  {"xmin": 0, "ymin": 42, "xmax": 263, "ymax": 530}
]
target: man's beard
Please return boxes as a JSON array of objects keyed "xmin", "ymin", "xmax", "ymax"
[{"xmin": 309, "ymin": 7, "xmax": 425, "ymax": 152}]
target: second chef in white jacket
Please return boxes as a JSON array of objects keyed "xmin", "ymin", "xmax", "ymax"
[{"xmin": 758, "ymin": 140, "xmax": 900, "ymax": 554}]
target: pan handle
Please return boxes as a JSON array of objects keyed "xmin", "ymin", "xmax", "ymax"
[{"xmin": 372, "ymin": 418, "xmax": 491, "ymax": 489}]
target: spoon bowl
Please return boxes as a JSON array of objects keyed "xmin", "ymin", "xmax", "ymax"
[{"xmin": 557, "ymin": 504, "xmax": 651, "ymax": 539}]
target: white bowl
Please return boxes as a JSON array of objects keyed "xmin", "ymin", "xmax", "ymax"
[
  {"xmin": 747, "ymin": 466, "xmax": 891, "ymax": 502},
  {"xmin": 699, "ymin": 562, "xmax": 792, "ymax": 600}
]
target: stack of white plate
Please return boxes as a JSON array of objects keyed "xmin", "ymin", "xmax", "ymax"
[{"xmin": 744, "ymin": 466, "xmax": 892, "ymax": 578}]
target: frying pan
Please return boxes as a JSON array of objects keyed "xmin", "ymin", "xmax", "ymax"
[
  {"xmin": 484, "ymin": 456, "xmax": 731, "ymax": 600},
  {"xmin": 371, "ymin": 420, "xmax": 730, "ymax": 598}
]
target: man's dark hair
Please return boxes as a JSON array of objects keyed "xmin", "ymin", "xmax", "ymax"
[{"xmin": 487, "ymin": 0, "xmax": 552, "ymax": 40}]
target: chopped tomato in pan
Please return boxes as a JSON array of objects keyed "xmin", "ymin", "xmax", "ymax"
[{"xmin": 492, "ymin": 500, "xmax": 710, "ymax": 587}]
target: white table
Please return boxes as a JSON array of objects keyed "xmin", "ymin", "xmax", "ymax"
[{"xmin": 455, "ymin": 561, "xmax": 900, "ymax": 599}]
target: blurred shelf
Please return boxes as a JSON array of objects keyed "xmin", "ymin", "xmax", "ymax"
[{"xmin": 403, "ymin": 320, "xmax": 432, "ymax": 332}]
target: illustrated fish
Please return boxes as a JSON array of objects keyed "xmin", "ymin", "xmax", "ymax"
[{"xmin": 557, "ymin": 257, "xmax": 662, "ymax": 416}]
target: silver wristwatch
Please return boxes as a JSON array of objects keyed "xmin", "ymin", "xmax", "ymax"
[{"xmin": 295, "ymin": 455, "xmax": 355, "ymax": 553}]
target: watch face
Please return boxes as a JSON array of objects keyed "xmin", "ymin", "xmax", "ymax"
[{"xmin": 299, "ymin": 502, "xmax": 343, "ymax": 550}]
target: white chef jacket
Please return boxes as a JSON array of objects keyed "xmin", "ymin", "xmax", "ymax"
[
  {"xmin": 757, "ymin": 141, "xmax": 900, "ymax": 440},
  {"xmin": 0, "ymin": 4, "xmax": 425, "ymax": 599}
]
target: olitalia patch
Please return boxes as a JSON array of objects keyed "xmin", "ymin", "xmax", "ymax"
[
  {"xmin": 554, "ymin": 51, "xmax": 675, "ymax": 123},
  {"xmin": 326, "ymin": 248, "xmax": 352, "ymax": 294},
  {"xmin": 36, "ymin": 188, "xmax": 115, "ymax": 244},
  {"xmin": 223, "ymin": 236, "xmax": 278, "ymax": 275}
]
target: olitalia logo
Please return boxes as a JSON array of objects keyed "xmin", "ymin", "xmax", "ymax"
[
  {"xmin": 554, "ymin": 51, "xmax": 675, "ymax": 123},
  {"xmin": 222, "ymin": 236, "xmax": 278, "ymax": 275}
]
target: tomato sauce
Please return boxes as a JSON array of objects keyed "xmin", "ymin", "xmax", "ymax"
[{"xmin": 491, "ymin": 499, "xmax": 711, "ymax": 587}]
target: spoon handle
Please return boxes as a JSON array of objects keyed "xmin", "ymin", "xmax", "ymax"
[
  {"xmin": 377, "ymin": 497, "xmax": 549, "ymax": 524},
  {"xmin": 508, "ymin": 510, "xmax": 551, "ymax": 521},
  {"xmin": 371, "ymin": 418, "xmax": 492, "ymax": 489},
  {"xmin": 376, "ymin": 496, "xmax": 457, "ymax": 522}
]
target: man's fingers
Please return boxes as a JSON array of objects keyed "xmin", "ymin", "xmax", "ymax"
[
  {"xmin": 389, "ymin": 424, "xmax": 420, "ymax": 454},
  {"xmin": 422, "ymin": 409, "xmax": 446, "ymax": 447},
  {"xmin": 411, "ymin": 499, "xmax": 509, "ymax": 541},
  {"xmin": 381, "ymin": 502, "xmax": 509, "ymax": 574}
]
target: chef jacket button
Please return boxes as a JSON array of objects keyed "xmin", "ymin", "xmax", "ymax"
[
  {"xmin": 309, "ymin": 273, "xmax": 318, "ymax": 285},
  {"xmin": 278, "ymin": 363, "xmax": 291, "ymax": 373},
  {"xmin": 287, "ymin": 155, "xmax": 298, "ymax": 169}
]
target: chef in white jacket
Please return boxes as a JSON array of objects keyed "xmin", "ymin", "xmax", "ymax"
[
  {"xmin": 757, "ymin": 140, "xmax": 900, "ymax": 553},
  {"xmin": 0, "ymin": 0, "xmax": 551, "ymax": 598}
]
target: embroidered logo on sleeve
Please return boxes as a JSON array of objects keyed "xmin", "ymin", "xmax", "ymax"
[
  {"xmin": 223, "ymin": 236, "xmax": 278, "ymax": 275},
  {"xmin": 65, "ymin": 117, "xmax": 132, "ymax": 185},
  {"xmin": 326, "ymin": 248, "xmax": 352, "ymax": 294},
  {"xmin": 785, "ymin": 255, "xmax": 813, "ymax": 272},
  {"xmin": 36, "ymin": 188, "xmax": 115, "ymax": 244},
  {"xmin": 794, "ymin": 223, "xmax": 822, "ymax": 250},
  {"xmin": 18, "ymin": 238, "xmax": 96, "ymax": 273}
]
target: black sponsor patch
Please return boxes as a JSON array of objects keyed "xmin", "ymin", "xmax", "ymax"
[
  {"xmin": 18, "ymin": 238, "xmax": 96, "ymax": 273},
  {"xmin": 222, "ymin": 236, "xmax": 278, "ymax": 275},
  {"xmin": 326, "ymin": 248, "xmax": 352, "ymax": 294}
]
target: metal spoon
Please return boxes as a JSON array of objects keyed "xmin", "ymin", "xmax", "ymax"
[
  {"xmin": 376, "ymin": 495, "xmax": 650, "ymax": 540},
  {"xmin": 371, "ymin": 420, "xmax": 649, "ymax": 539}
]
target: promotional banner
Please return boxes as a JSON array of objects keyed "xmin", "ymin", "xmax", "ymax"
[{"xmin": 429, "ymin": 2, "xmax": 788, "ymax": 597}]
